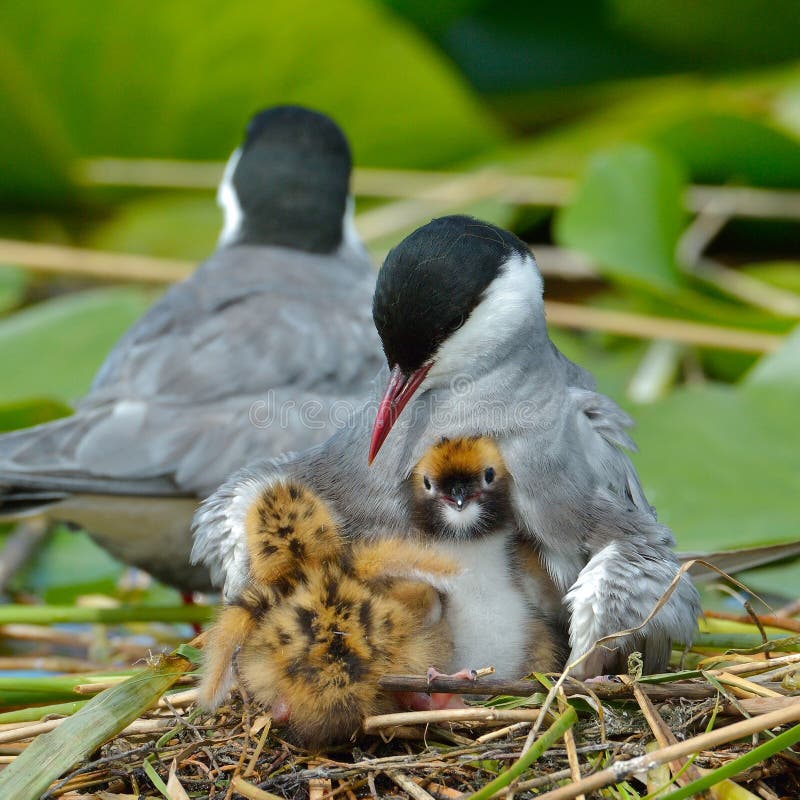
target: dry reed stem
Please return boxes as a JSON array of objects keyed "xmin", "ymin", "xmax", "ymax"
[
  {"xmin": 0, "ymin": 238, "xmax": 192, "ymax": 283},
  {"xmin": 229, "ymin": 776, "xmax": 284, "ymax": 800},
  {"xmin": 363, "ymin": 708, "xmax": 542, "ymax": 733},
  {"xmin": 713, "ymin": 673, "xmax": 783, "ymax": 699},
  {"xmin": 558, "ymin": 690, "xmax": 584, "ymax": 800},
  {"xmin": 77, "ymin": 159, "xmax": 800, "ymax": 220},
  {"xmin": 0, "ymin": 715, "xmax": 180, "ymax": 745},
  {"xmin": 624, "ymin": 677, "xmax": 708, "ymax": 793},
  {"xmin": 544, "ymin": 302, "xmax": 783, "ymax": 353},
  {"xmin": 535, "ymin": 698, "xmax": 800, "ymax": 800},
  {"xmin": 388, "ymin": 771, "xmax": 437, "ymax": 800},
  {"xmin": 705, "ymin": 611, "xmax": 800, "ymax": 634}
]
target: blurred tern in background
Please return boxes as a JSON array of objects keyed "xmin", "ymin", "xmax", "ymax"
[{"xmin": 0, "ymin": 105, "xmax": 383, "ymax": 591}]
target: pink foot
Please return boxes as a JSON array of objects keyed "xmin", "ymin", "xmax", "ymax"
[{"xmin": 426, "ymin": 666, "xmax": 478, "ymax": 684}]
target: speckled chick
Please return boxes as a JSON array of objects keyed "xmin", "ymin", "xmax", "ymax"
[
  {"xmin": 410, "ymin": 437, "xmax": 567, "ymax": 678},
  {"xmin": 199, "ymin": 480, "xmax": 459, "ymax": 750}
]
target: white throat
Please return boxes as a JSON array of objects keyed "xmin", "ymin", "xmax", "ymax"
[
  {"xmin": 440, "ymin": 501, "xmax": 483, "ymax": 534},
  {"xmin": 217, "ymin": 147, "xmax": 244, "ymax": 246},
  {"xmin": 426, "ymin": 252, "xmax": 545, "ymax": 386}
]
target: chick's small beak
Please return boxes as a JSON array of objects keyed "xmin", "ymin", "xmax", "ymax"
[
  {"xmin": 368, "ymin": 363, "xmax": 432, "ymax": 464},
  {"xmin": 451, "ymin": 484, "xmax": 468, "ymax": 511}
]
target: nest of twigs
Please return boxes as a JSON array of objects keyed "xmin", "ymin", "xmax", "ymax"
[{"xmin": 6, "ymin": 648, "xmax": 800, "ymax": 800}]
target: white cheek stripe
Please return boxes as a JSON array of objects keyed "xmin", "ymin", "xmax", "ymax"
[
  {"xmin": 340, "ymin": 196, "xmax": 368, "ymax": 259},
  {"xmin": 427, "ymin": 252, "xmax": 544, "ymax": 385},
  {"xmin": 217, "ymin": 147, "xmax": 244, "ymax": 246}
]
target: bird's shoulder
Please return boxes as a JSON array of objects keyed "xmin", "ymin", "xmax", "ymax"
[{"xmin": 85, "ymin": 243, "xmax": 380, "ymax": 403}]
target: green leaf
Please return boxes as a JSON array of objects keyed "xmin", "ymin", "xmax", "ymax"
[
  {"xmin": 629, "ymin": 383, "xmax": 800, "ymax": 552},
  {"xmin": 738, "ymin": 558, "xmax": 800, "ymax": 600},
  {"xmin": 482, "ymin": 66, "xmax": 800, "ymax": 182},
  {"xmin": 650, "ymin": 113, "xmax": 800, "ymax": 188},
  {"xmin": 612, "ymin": 0, "xmax": 800, "ymax": 67},
  {"xmin": 554, "ymin": 144, "xmax": 687, "ymax": 293},
  {"xmin": 0, "ymin": 602, "xmax": 211, "ymax": 625},
  {"xmin": 0, "ymin": 30, "xmax": 76, "ymax": 205},
  {"xmin": 175, "ymin": 644, "xmax": 203, "ymax": 666},
  {"xmin": 0, "ymin": 700, "xmax": 89, "ymax": 725},
  {"xmin": 89, "ymin": 195, "xmax": 220, "ymax": 261},
  {"xmin": 740, "ymin": 261, "xmax": 800, "ymax": 296},
  {"xmin": 0, "ymin": 266, "xmax": 28, "ymax": 314},
  {"xmin": 0, "ymin": 652, "xmax": 192, "ymax": 800},
  {"xmin": 0, "ymin": 398, "xmax": 71, "ymax": 433},
  {"xmin": 0, "ymin": 287, "xmax": 154, "ymax": 404},
  {"xmin": 3, "ymin": 0, "xmax": 501, "ymax": 191},
  {"xmin": 744, "ymin": 323, "xmax": 800, "ymax": 393},
  {"xmin": 10, "ymin": 527, "xmax": 125, "ymax": 603}
]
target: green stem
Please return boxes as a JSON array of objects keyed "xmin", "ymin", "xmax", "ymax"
[
  {"xmin": 0, "ymin": 604, "xmax": 212, "ymax": 624},
  {"xmin": 0, "ymin": 700, "xmax": 88, "ymax": 724},
  {"xmin": 465, "ymin": 705, "xmax": 578, "ymax": 800},
  {"xmin": 689, "ymin": 633, "xmax": 800, "ymax": 652}
]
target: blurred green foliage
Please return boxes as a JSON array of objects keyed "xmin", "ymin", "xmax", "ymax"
[
  {"xmin": 0, "ymin": 0, "xmax": 500, "ymax": 205},
  {"xmin": 0, "ymin": 2, "xmax": 798, "ymax": 599},
  {"xmin": 555, "ymin": 145, "xmax": 688, "ymax": 293},
  {"xmin": 383, "ymin": 1, "xmax": 800, "ymax": 96},
  {"xmin": 0, "ymin": 288, "xmax": 153, "ymax": 404}
]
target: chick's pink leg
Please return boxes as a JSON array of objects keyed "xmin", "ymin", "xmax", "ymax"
[
  {"xmin": 394, "ymin": 666, "xmax": 478, "ymax": 710},
  {"xmin": 427, "ymin": 666, "xmax": 478, "ymax": 683}
]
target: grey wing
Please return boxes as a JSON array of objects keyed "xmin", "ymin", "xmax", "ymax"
[
  {"xmin": 88, "ymin": 247, "xmax": 381, "ymax": 404},
  {"xmin": 566, "ymin": 524, "xmax": 701, "ymax": 676},
  {"xmin": 570, "ymin": 386, "xmax": 654, "ymax": 515},
  {"xmin": 550, "ymin": 340, "xmax": 596, "ymax": 391},
  {"xmin": 71, "ymin": 285, "xmax": 382, "ymax": 494},
  {"xmin": 564, "ymin": 386, "xmax": 700, "ymax": 674},
  {"xmin": 0, "ymin": 246, "xmax": 383, "ymax": 501}
]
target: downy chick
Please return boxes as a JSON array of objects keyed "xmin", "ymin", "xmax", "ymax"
[
  {"xmin": 199, "ymin": 480, "xmax": 459, "ymax": 750},
  {"xmin": 410, "ymin": 437, "xmax": 566, "ymax": 678}
]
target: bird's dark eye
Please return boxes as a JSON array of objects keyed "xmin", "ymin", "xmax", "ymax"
[
  {"xmin": 484, "ymin": 467, "xmax": 495, "ymax": 484},
  {"xmin": 423, "ymin": 476, "xmax": 432, "ymax": 491}
]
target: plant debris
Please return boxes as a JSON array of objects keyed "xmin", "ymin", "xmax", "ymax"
[{"xmin": 0, "ymin": 635, "xmax": 799, "ymax": 799}]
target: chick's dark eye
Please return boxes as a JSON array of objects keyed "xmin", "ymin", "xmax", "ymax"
[
  {"xmin": 484, "ymin": 467, "xmax": 495, "ymax": 484},
  {"xmin": 423, "ymin": 476, "xmax": 431, "ymax": 490}
]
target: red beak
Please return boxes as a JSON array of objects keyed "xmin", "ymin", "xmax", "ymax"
[{"xmin": 368, "ymin": 363, "xmax": 432, "ymax": 465}]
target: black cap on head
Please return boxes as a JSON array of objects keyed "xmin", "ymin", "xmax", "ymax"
[
  {"xmin": 372, "ymin": 216, "xmax": 529, "ymax": 374},
  {"xmin": 231, "ymin": 105, "xmax": 352, "ymax": 252}
]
